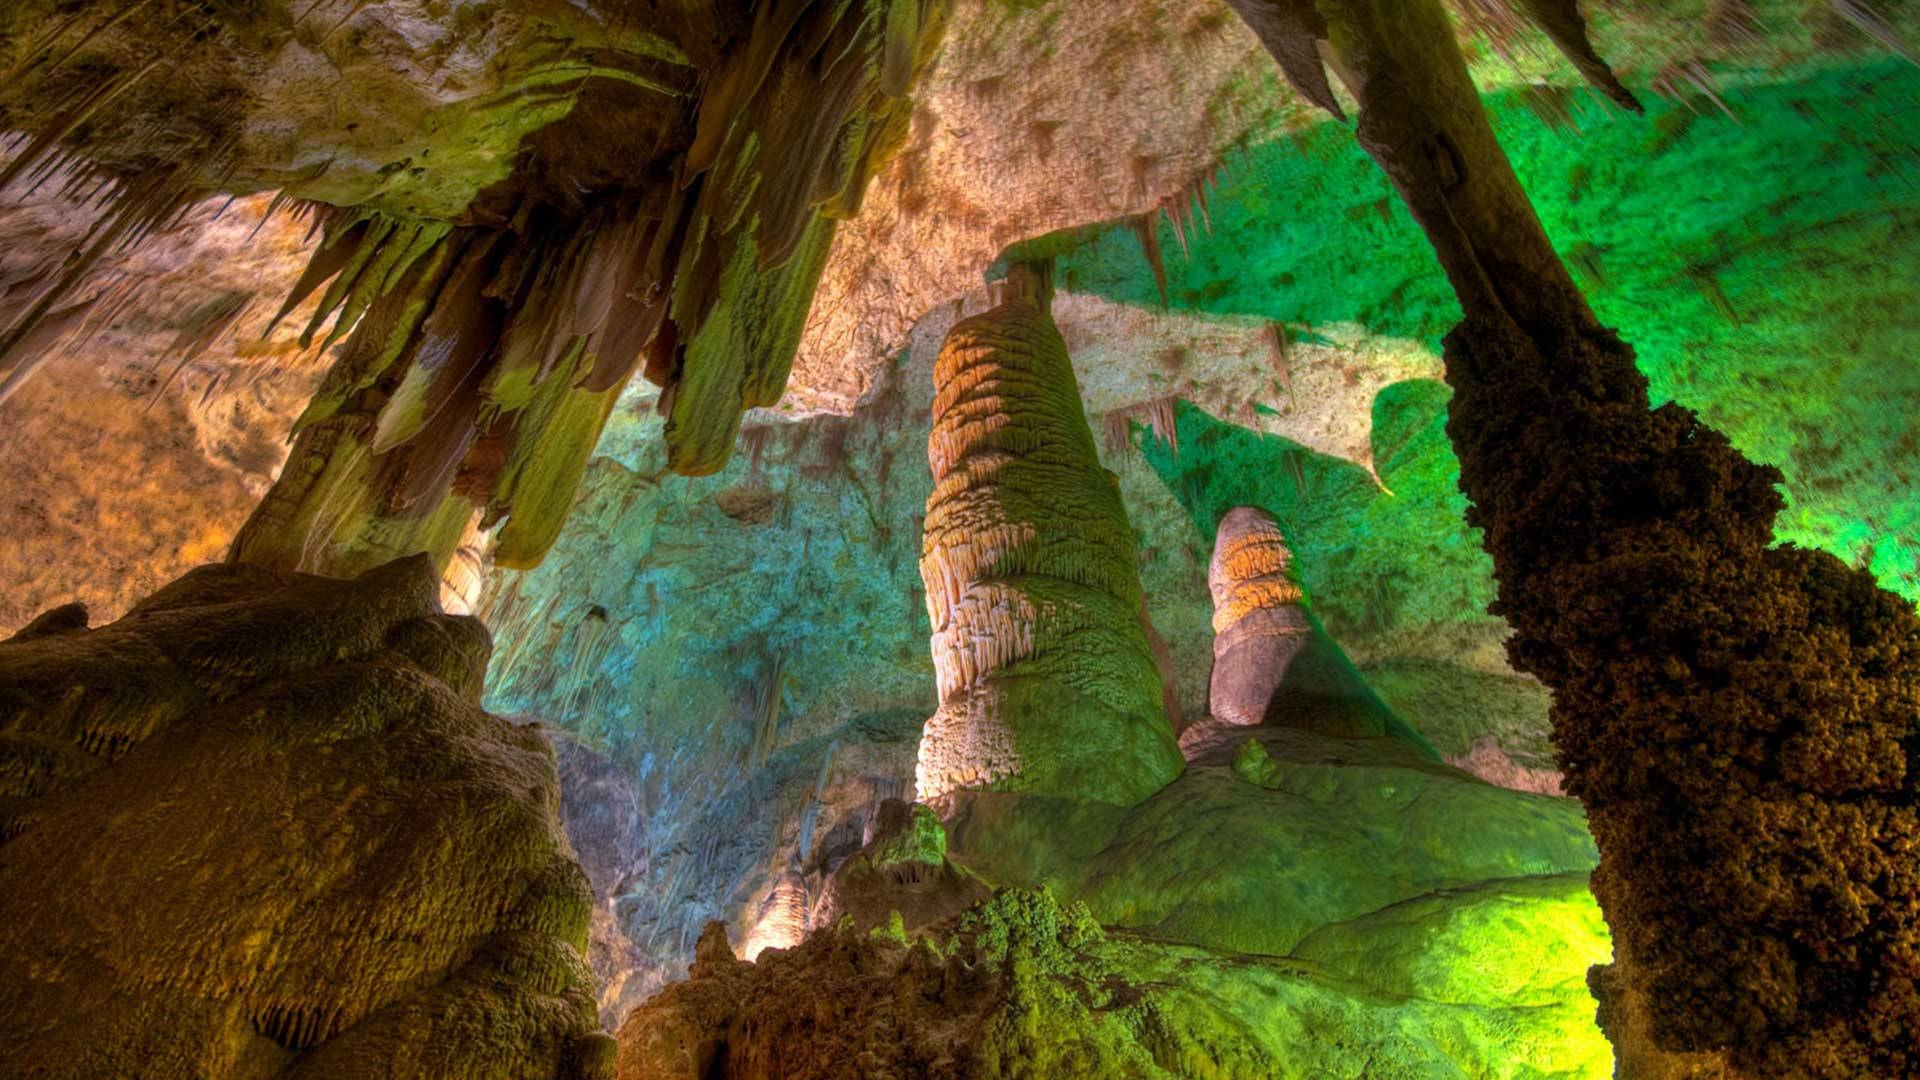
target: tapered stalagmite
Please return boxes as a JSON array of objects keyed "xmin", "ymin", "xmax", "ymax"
[
  {"xmin": 916, "ymin": 264, "xmax": 1183, "ymax": 805},
  {"xmin": 1224, "ymin": 0, "xmax": 1920, "ymax": 1073},
  {"xmin": 1206, "ymin": 506, "xmax": 1399, "ymax": 739}
]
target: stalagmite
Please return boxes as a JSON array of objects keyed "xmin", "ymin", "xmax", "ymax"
[
  {"xmin": 915, "ymin": 261, "xmax": 1183, "ymax": 805},
  {"xmin": 1223, "ymin": 0, "xmax": 1920, "ymax": 1072},
  {"xmin": 1206, "ymin": 506, "xmax": 1404, "ymax": 741}
]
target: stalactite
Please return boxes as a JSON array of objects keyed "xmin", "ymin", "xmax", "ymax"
[
  {"xmin": 213, "ymin": 0, "xmax": 952, "ymax": 575},
  {"xmin": 1218, "ymin": 0, "xmax": 1345, "ymax": 118},
  {"xmin": 142, "ymin": 290, "xmax": 255, "ymax": 412},
  {"xmin": 1506, "ymin": 0, "xmax": 1642, "ymax": 110},
  {"xmin": 916, "ymin": 261, "xmax": 1182, "ymax": 806},
  {"xmin": 1130, "ymin": 212, "xmax": 1169, "ymax": 308},
  {"xmin": 1705, "ymin": 0, "xmax": 1765, "ymax": 53},
  {"xmin": 1828, "ymin": 0, "xmax": 1917, "ymax": 65},
  {"xmin": 0, "ymin": 163, "xmax": 200, "ymax": 407},
  {"xmin": 0, "ymin": 0, "xmax": 949, "ymax": 577},
  {"xmin": 1651, "ymin": 58, "xmax": 1739, "ymax": 119},
  {"xmin": 1264, "ymin": 320, "xmax": 1293, "ymax": 393}
]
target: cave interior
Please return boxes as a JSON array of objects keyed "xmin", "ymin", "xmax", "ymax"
[{"xmin": 2, "ymin": 0, "xmax": 1919, "ymax": 1077}]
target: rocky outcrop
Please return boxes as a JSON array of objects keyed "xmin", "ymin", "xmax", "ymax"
[
  {"xmin": 615, "ymin": 743, "xmax": 1612, "ymax": 1078},
  {"xmin": 3, "ymin": 0, "xmax": 953, "ymax": 581},
  {"xmin": 916, "ymin": 264, "xmax": 1183, "ymax": 804},
  {"xmin": 818, "ymin": 799, "xmax": 991, "ymax": 934},
  {"xmin": 0, "ymin": 556, "xmax": 611, "ymax": 1078},
  {"xmin": 944, "ymin": 722, "xmax": 1596, "ymax": 961},
  {"xmin": 1205, "ymin": 505, "xmax": 1405, "ymax": 741}
]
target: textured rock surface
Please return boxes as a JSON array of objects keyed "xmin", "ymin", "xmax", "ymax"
[
  {"xmin": 943, "ymin": 723, "xmax": 1596, "ymax": 959},
  {"xmin": 616, "ymin": 823, "xmax": 1610, "ymax": 1078},
  {"xmin": 0, "ymin": 176, "xmax": 324, "ymax": 634},
  {"xmin": 1242, "ymin": 0, "xmax": 1920, "ymax": 1070},
  {"xmin": 788, "ymin": 0, "xmax": 1288, "ymax": 412},
  {"xmin": 917, "ymin": 268, "xmax": 1183, "ymax": 804},
  {"xmin": 0, "ymin": 556, "xmax": 611, "ymax": 1078}
]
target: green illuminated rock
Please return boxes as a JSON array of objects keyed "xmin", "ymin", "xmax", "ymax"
[{"xmin": 615, "ymin": 882, "xmax": 1612, "ymax": 1079}]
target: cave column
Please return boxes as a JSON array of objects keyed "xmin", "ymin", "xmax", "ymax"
[
  {"xmin": 915, "ymin": 262, "xmax": 1184, "ymax": 805},
  {"xmin": 1320, "ymin": 0, "xmax": 1601, "ymax": 332},
  {"xmin": 1222, "ymin": 0, "xmax": 1920, "ymax": 1071}
]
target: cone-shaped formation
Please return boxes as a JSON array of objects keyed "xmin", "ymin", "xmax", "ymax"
[
  {"xmin": 916, "ymin": 265, "xmax": 1183, "ymax": 805},
  {"xmin": 1206, "ymin": 506, "xmax": 1400, "ymax": 740},
  {"xmin": 0, "ymin": 556, "xmax": 612, "ymax": 1078}
]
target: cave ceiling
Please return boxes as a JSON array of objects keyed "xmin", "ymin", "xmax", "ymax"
[{"xmin": 0, "ymin": 0, "xmax": 1839, "ymax": 410}]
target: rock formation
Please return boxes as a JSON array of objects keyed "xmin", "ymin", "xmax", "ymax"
[
  {"xmin": 0, "ymin": 556, "xmax": 613, "ymax": 1078},
  {"xmin": 616, "ymin": 722, "xmax": 1613, "ymax": 1079},
  {"xmin": 1205, "ymin": 505, "xmax": 1405, "ymax": 740},
  {"xmin": 0, "ymin": 0, "xmax": 952, "ymax": 580},
  {"xmin": 1222, "ymin": 0, "xmax": 1920, "ymax": 1072},
  {"xmin": 916, "ymin": 263, "xmax": 1184, "ymax": 804}
]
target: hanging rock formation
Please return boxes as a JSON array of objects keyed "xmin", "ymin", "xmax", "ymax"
[
  {"xmin": 0, "ymin": 0, "xmax": 951, "ymax": 579},
  {"xmin": 0, "ymin": 556, "xmax": 613, "ymax": 1079},
  {"xmin": 916, "ymin": 263, "xmax": 1183, "ymax": 805},
  {"xmin": 1205, "ymin": 505, "xmax": 1407, "ymax": 742},
  {"xmin": 1223, "ymin": 0, "xmax": 1920, "ymax": 1073}
]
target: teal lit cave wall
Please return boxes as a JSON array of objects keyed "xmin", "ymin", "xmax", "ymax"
[{"xmin": 1062, "ymin": 57, "xmax": 1920, "ymax": 676}]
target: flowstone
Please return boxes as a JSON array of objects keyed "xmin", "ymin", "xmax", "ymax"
[
  {"xmin": 615, "ymin": 880, "xmax": 1612, "ymax": 1080},
  {"xmin": 618, "ymin": 683, "xmax": 1612, "ymax": 1076}
]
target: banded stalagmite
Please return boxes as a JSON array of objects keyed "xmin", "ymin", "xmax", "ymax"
[
  {"xmin": 1206, "ymin": 506, "xmax": 1402, "ymax": 741},
  {"xmin": 916, "ymin": 263, "xmax": 1183, "ymax": 805}
]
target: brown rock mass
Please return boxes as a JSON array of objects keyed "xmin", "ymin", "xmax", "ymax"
[
  {"xmin": 1222, "ymin": 0, "xmax": 1920, "ymax": 1071},
  {"xmin": 0, "ymin": 556, "xmax": 612, "ymax": 1079}
]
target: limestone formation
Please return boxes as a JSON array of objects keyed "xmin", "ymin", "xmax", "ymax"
[
  {"xmin": 0, "ymin": 556, "xmax": 612, "ymax": 1079},
  {"xmin": 615, "ymin": 872, "xmax": 1611, "ymax": 1080},
  {"xmin": 0, "ymin": 0, "xmax": 952, "ymax": 580},
  {"xmin": 1205, "ymin": 505, "xmax": 1400, "ymax": 739},
  {"xmin": 1222, "ymin": 0, "xmax": 1920, "ymax": 1071},
  {"xmin": 916, "ymin": 264, "xmax": 1183, "ymax": 805},
  {"xmin": 818, "ymin": 799, "xmax": 990, "ymax": 934}
]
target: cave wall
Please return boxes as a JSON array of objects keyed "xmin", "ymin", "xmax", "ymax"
[
  {"xmin": 1, "ymin": 0, "xmax": 1917, "ymax": 1049},
  {"xmin": 0, "ymin": 181, "xmax": 323, "ymax": 634}
]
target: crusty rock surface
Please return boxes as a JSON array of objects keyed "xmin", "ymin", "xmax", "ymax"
[{"xmin": 0, "ymin": 555, "xmax": 612, "ymax": 1079}]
